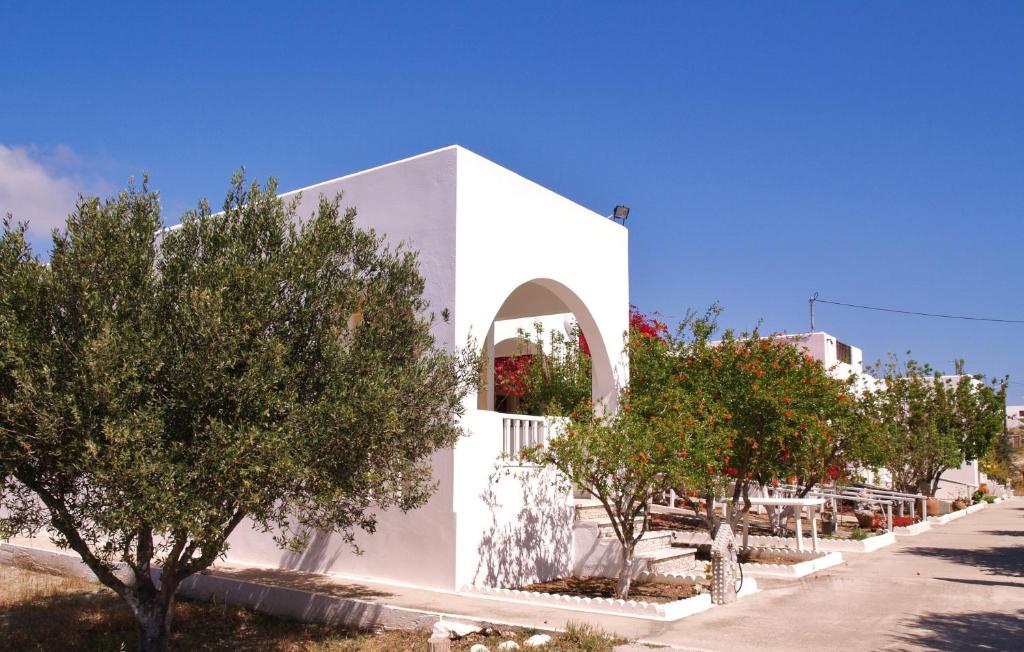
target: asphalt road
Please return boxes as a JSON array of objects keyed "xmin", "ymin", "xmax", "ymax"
[{"xmin": 640, "ymin": 498, "xmax": 1024, "ymax": 651}]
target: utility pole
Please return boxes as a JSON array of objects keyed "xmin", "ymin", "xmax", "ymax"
[{"xmin": 809, "ymin": 292, "xmax": 819, "ymax": 331}]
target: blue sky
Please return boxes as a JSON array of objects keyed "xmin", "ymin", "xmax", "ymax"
[{"xmin": 2, "ymin": 2, "xmax": 1022, "ymax": 399}]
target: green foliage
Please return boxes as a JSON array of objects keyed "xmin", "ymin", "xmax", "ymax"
[
  {"xmin": 514, "ymin": 321, "xmax": 592, "ymax": 417},
  {"xmin": 849, "ymin": 527, "xmax": 872, "ymax": 541},
  {"xmin": 522, "ymin": 399, "xmax": 707, "ymax": 598},
  {"xmin": 980, "ymin": 429, "xmax": 1014, "ymax": 484},
  {"xmin": 523, "ymin": 304, "xmax": 865, "ymax": 595},
  {"xmin": 0, "ymin": 175, "xmax": 473, "ymax": 651},
  {"xmin": 629, "ymin": 306, "xmax": 869, "ymax": 530},
  {"xmin": 870, "ymin": 356, "xmax": 1006, "ymax": 495}
]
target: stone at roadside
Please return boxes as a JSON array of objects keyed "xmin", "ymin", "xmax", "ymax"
[
  {"xmin": 497, "ymin": 642, "xmax": 520, "ymax": 651},
  {"xmin": 524, "ymin": 633, "xmax": 552, "ymax": 647},
  {"xmin": 432, "ymin": 619, "xmax": 481, "ymax": 639},
  {"xmin": 470, "ymin": 645, "xmax": 491, "ymax": 652}
]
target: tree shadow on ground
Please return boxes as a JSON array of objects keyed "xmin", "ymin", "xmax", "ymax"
[
  {"xmin": 888, "ymin": 609, "xmax": 1024, "ymax": 651},
  {"xmin": 0, "ymin": 588, "xmax": 375, "ymax": 652},
  {"xmin": 935, "ymin": 576, "xmax": 1024, "ymax": 589},
  {"xmin": 899, "ymin": 546, "xmax": 1024, "ymax": 578},
  {"xmin": 209, "ymin": 566, "xmax": 395, "ymax": 599},
  {"xmin": 979, "ymin": 530, "xmax": 1024, "ymax": 537}
]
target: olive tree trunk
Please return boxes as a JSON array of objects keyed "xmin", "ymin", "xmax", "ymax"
[{"xmin": 129, "ymin": 589, "xmax": 177, "ymax": 652}]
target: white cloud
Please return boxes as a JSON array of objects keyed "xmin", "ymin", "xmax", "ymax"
[{"xmin": 0, "ymin": 144, "xmax": 85, "ymax": 235}]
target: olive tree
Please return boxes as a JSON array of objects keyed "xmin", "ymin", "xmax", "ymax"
[{"xmin": 0, "ymin": 175, "xmax": 473, "ymax": 652}]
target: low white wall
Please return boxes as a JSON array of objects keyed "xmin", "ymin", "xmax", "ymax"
[
  {"xmin": 935, "ymin": 460, "xmax": 980, "ymax": 499},
  {"xmin": 572, "ymin": 522, "xmax": 648, "ymax": 579},
  {"xmin": 453, "ymin": 409, "xmax": 574, "ymax": 589},
  {"xmin": 223, "ymin": 446, "xmax": 458, "ymax": 590}
]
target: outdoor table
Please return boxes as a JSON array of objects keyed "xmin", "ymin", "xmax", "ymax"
[{"xmin": 743, "ymin": 497, "xmax": 827, "ymax": 552}]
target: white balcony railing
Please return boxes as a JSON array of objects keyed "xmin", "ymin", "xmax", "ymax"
[{"xmin": 502, "ymin": 414, "xmax": 548, "ymax": 459}]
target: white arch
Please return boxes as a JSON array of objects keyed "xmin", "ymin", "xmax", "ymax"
[{"xmin": 479, "ymin": 278, "xmax": 620, "ymax": 412}]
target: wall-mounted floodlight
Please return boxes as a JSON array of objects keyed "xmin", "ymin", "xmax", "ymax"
[{"xmin": 611, "ymin": 205, "xmax": 630, "ymax": 224}]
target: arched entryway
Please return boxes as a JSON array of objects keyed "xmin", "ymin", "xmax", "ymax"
[{"xmin": 476, "ymin": 278, "xmax": 618, "ymax": 416}]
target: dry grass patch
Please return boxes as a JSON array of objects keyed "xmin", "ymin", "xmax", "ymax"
[{"xmin": 0, "ymin": 565, "xmax": 625, "ymax": 651}]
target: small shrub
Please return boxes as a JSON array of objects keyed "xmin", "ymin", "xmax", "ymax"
[
  {"xmin": 983, "ymin": 495, "xmax": 996, "ymax": 504},
  {"xmin": 850, "ymin": 528, "xmax": 871, "ymax": 540},
  {"xmin": 557, "ymin": 622, "xmax": 624, "ymax": 652}
]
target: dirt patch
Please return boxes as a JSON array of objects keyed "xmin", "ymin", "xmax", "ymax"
[{"xmin": 516, "ymin": 576, "xmax": 704, "ymax": 603}]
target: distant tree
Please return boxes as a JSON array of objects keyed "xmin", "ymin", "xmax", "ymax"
[
  {"xmin": 871, "ymin": 357, "xmax": 1006, "ymax": 495},
  {"xmin": 0, "ymin": 176, "xmax": 474, "ymax": 652}
]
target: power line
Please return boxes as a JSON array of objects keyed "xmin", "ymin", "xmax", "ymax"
[{"xmin": 810, "ymin": 295, "xmax": 1024, "ymax": 325}]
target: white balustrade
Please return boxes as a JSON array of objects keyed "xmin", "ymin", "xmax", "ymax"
[{"xmin": 501, "ymin": 415, "xmax": 548, "ymax": 459}]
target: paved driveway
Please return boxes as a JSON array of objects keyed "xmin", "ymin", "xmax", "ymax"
[{"xmin": 640, "ymin": 499, "xmax": 1023, "ymax": 651}]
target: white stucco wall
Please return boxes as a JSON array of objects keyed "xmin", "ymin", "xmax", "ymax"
[
  {"xmin": 453, "ymin": 148, "xmax": 628, "ymax": 412},
  {"xmin": 222, "ymin": 147, "xmax": 462, "ymax": 588},
  {"xmin": 935, "ymin": 460, "xmax": 981, "ymax": 499},
  {"xmin": 453, "ymin": 410, "xmax": 574, "ymax": 589},
  {"xmin": 226, "ymin": 147, "xmax": 626, "ymax": 591}
]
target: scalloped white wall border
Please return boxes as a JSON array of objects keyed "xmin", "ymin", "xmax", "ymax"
[
  {"xmin": 669, "ymin": 529, "xmax": 894, "ymax": 553},
  {"xmin": 738, "ymin": 547, "xmax": 844, "ymax": 578},
  {"xmin": 459, "ymin": 570, "xmax": 758, "ymax": 621}
]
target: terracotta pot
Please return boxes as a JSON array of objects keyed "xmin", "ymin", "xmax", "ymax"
[
  {"xmin": 979, "ymin": 483, "xmax": 990, "ymax": 495},
  {"xmin": 926, "ymin": 497, "xmax": 941, "ymax": 516}
]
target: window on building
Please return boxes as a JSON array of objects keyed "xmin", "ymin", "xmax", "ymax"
[{"xmin": 836, "ymin": 341, "xmax": 852, "ymax": 365}]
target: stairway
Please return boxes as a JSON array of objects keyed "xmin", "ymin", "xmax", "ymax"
[{"xmin": 573, "ymin": 498, "xmax": 698, "ymax": 576}]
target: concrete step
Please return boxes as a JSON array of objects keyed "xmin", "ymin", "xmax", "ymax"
[
  {"xmin": 574, "ymin": 499, "xmax": 609, "ymax": 521},
  {"xmin": 596, "ymin": 528, "xmax": 673, "ymax": 554},
  {"xmin": 592, "ymin": 517, "xmax": 646, "ymax": 536},
  {"xmin": 633, "ymin": 531, "xmax": 674, "ymax": 554},
  {"xmin": 639, "ymin": 546, "xmax": 699, "ymax": 575}
]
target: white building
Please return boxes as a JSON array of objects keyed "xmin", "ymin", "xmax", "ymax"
[
  {"xmin": 1006, "ymin": 405, "xmax": 1024, "ymax": 433},
  {"xmin": 777, "ymin": 331, "xmax": 880, "ymax": 394},
  {"xmin": 219, "ymin": 146, "xmax": 630, "ymax": 591}
]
